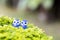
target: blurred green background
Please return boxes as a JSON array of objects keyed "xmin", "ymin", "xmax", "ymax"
[{"xmin": 0, "ymin": 0, "xmax": 60, "ymax": 40}]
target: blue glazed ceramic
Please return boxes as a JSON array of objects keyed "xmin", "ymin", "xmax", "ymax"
[
  {"xmin": 12, "ymin": 19, "xmax": 21, "ymax": 27},
  {"xmin": 21, "ymin": 20, "xmax": 27, "ymax": 29}
]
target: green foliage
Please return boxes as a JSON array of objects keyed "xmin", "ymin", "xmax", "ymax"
[
  {"xmin": 0, "ymin": 16, "xmax": 13, "ymax": 26},
  {"xmin": 27, "ymin": 0, "xmax": 42, "ymax": 10},
  {"xmin": 0, "ymin": 16, "xmax": 53, "ymax": 40}
]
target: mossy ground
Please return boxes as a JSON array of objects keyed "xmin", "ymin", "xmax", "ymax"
[{"xmin": 0, "ymin": 16, "xmax": 53, "ymax": 40}]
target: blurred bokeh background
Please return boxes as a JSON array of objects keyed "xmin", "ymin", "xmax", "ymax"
[{"xmin": 0, "ymin": 0, "xmax": 60, "ymax": 40}]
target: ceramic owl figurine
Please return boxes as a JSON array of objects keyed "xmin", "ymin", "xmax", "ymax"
[
  {"xmin": 12, "ymin": 19, "xmax": 21, "ymax": 27},
  {"xmin": 21, "ymin": 20, "xmax": 27, "ymax": 29}
]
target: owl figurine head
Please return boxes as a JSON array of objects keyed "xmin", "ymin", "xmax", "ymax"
[{"xmin": 12, "ymin": 19, "xmax": 21, "ymax": 27}]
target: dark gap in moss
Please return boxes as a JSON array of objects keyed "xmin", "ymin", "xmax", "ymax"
[{"xmin": 0, "ymin": 36, "xmax": 6, "ymax": 39}]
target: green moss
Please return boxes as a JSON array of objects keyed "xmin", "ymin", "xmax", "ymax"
[{"xmin": 0, "ymin": 16, "xmax": 53, "ymax": 40}]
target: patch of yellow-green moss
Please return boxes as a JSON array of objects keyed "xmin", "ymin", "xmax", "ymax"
[{"xmin": 0, "ymin": 16, "xmax": 53, "ymax": 40}]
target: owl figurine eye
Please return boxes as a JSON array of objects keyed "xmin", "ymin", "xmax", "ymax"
[
  {"xmin": 21, "ymin": 20, "xmax": 28, "ymax": 29},
  {"xmin": 12, "ymin": 19, "xmax": 21, "ymax": 27}
]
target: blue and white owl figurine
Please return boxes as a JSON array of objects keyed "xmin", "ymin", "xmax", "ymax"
[
  {"xmin": 21, "ymin": 20, "xmax": 28, "ymax": 29},
  {"xmin": 12, "ymin": 19, "xmax": 21, "ymax": 27}
]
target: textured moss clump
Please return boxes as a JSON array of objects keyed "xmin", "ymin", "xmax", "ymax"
[{"xmin": 0, "ymin": 16, "xmax": 53, "ymax": 40}]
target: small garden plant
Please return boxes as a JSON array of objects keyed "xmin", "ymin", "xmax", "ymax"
[{"xmin": 0, "ymin": 16, "xmax": 53, "ymax": 40}]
